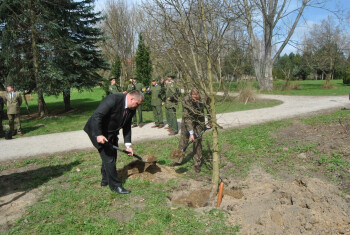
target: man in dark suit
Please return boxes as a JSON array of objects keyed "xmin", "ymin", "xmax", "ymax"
[{"xmin": 84, "ymin": 90, "xmax": 144, "ymax": 194}]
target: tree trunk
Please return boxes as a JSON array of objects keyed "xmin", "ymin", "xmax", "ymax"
[
  {"xmin": 37, "ymin": 92, "xmax": 47, "ymax": 116},
  {"xmin": 30, "ymin": 0, "xmax": 47, "ymax": 117},
  {"xmin": 199, "ymin": 0, "xmax": 220, "ymax": 196},
  {"xmin": 264, "ymin": 61, "xmax": 274, "ymax": 91},
  {"xmin": 22, "ymin": 93, "xmax": 31, "ymax": 114},
  {"xmin": 63, "ymin": 89, "xmax": 71, "ymax": 111}
]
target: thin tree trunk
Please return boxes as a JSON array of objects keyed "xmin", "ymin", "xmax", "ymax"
[
  {"xmin": 63, "ymin": 89, "xmax": 71, "ymax": 111},
  {"xmin": 30, "ymin": 0, "xmax": 47, "ymax": 117},
  {"xmin": 22, "ymin": 93, "xmax": 31, "ymax": 114},
  {"xmin": 199, "ymin": 0, "xmax": 220, "ymax": 197}
]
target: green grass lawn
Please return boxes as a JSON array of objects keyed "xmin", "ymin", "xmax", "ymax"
[
  {"xmin": 2, "ymin": 109, "xmax": 350, "ymax": 234},
  {"xmin": 216, "ymin": 79, "xmax": 350, "ymax": 96},
  {"xmin": 2, "ymin": 87, "xmax": 282, "ymax": 137}
]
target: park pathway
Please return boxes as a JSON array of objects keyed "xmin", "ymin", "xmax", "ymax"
[{"xmin": 0, "ymin": 94, "xmax": 348, "ymax": 162}]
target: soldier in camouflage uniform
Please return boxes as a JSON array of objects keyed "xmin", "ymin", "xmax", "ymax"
[
  {"xmin": 147, "ymin": 79, "xmax": 164, "ymax": 128},
  {"xmin": 108, "ymin": 77, "xmax": 122, "ymax": 94},
  {"xmin": 0, "ymin": 94, "xmax": 4, "ymax": 137},
  {"xmin": 165, "ymin": 76, "xmax": 179, "ymax": 135},
  {"xmin": 127, "ymin": 77, "xmax": 144, "ymax": 127},
  {"xmin": 169, "ymin": 88, "xmax": 211, "ymax": 173}
]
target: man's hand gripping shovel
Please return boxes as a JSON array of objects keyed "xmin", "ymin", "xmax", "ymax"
[{"xmin": 106, "ymin": 142, "xmax": 158, "ymax": 163}]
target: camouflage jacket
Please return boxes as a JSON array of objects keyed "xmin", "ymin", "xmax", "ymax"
[
  {"xmin": 127, "ymin": 82, "xmax": 144, "ymax": 93},
  {"xmin": 165, "ymin": 81, "xmax": 180, "ymax": 108},
  {"xmin": 182, "ymin": 94, "xmax": 211, "ymax": 131},
  {"xmin": 108, "ymin": 84, "xmax": 122, "ymax": 94}
]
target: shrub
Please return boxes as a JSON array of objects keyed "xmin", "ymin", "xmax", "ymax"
[
  {"xmin": 238, "ymin": 82, "xmax": 256, "ymax": 104},
  {"xmin": 342, "ymin": 73, "xmax": 350, "ymax": 85}
]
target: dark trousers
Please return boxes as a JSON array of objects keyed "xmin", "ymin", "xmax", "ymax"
[
  {"xmin": 0, "ymin": 113, "xmax": 3, "ymax": 135},
  {"xmin": 99, "ymin": 144, "xmax": 122, "ymax": 190}
]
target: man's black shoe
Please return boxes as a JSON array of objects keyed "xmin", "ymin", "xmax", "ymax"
[
  {"xmin": 112, "ymin": 186, "xmax": 131, "ymax": 194},
  {"xmin": 101, "ymin": 181, "xmax": 108, "ymax": 187}
]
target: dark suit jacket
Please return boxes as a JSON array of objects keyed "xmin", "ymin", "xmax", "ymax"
[{"xmin": 84, "ymin": 94, "xmax": 135, "ymax": 150}]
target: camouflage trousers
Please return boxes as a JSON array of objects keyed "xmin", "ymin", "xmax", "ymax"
[
  {"xmin": 175, "ymin": 121, "xmax": 203, "ymax": 167},
  {"xmin": 8, "ymin": 114, "xmax": 22, "ymax": 135}
]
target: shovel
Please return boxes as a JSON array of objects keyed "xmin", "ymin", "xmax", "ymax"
[
  {"xmin": 182, "ymin": 126, "xmax": 211, "ymax": 152},
  {"xmin": 109, "ymin": 143, "xmax": 157, "ymax": 163}
]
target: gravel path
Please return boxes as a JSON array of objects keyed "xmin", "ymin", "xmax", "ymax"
[{"xmin": 0, "ymin": 94, "xmax": 348, "ymax": 162}]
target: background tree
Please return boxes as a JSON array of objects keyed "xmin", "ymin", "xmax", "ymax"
[
  {"xmin": 143, "ymin": 0, "xmax": 240, "ymax": 195},
  {"xmin": 237, "ymin": 0, "xmax": 325, "ymax": 91},
  {"xmin": 0, "ymin": 0, "xmax": 48, "ymax": 116},
  {"xmin": 111, "ymin": 55, "xmax": 122, "ymax": 82},
  {"xmin": 302, "ymin": 17, "xmax": 349, "ymax": 87},
  {"xmin": 99, "ymin": 0, "xmax": 138, "ymax": 89},
  {"xmin": 0, "ymin": 0, "xmax": 106, "ymax": 114},
  {"xmin": 135, "ymin": 34, "xmax": 152, "ymax": 86},
  {"xmin": 135, "ymin": 34, "xmax": 152, "ymax": 110},
  {"xmin": 343, "ymin": 56, "xmax": 350, "ymax": 85},
  {"xmin": 222, "ymin": 47, "xmax": 254, "ymax": 82},
  {"xmin": 45, "ymin": 0, "xmax": 107, "ymax": 111}
]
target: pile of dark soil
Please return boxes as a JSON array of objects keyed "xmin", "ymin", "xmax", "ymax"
[
  {"xmin": 118, "ymin": 156, "xmax": 178, "ymax": 183},
  {"xmin": 170, "ymin": 148, "xmax": 185, "ymax": 160}
]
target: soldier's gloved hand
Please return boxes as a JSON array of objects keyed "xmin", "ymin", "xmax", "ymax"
[{"xmin": 190, "ymin": 134, "xmax": 195, "ymax": 142}]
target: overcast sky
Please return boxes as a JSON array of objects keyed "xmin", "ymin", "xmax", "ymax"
[{"xmin": 94, "ymin": 0, "xmax": 350, "ymax": 55}]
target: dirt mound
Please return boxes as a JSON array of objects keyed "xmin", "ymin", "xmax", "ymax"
[
  {"xmin": 171, "ymin": 188, "xmax": 243, "ymax": 208},
  {"xmin": 167, "ymin": 167, "xmax": 350, "ymax": 234},
  {"xmin": 170, "ymin": 148, "xmax": 185, "ymax": 160},
  {"xmin": 172, "ymin": 189, "xmax": 212, "ymax": 207},
  {"xmin": 118, "ymin": 160, "xmax": 178, "ymax": 183},
  {"xmin": 140, "ymin": 154, "xmax": 158, "ymax": 163},
  {"xmin": 221, "ymin": 167, "xmax": 350, "ymax": 234}
]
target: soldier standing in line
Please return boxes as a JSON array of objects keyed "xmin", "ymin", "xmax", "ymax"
[
  {"xmin": 108, "ymin": 77, "xmax": 122, "ymax": 95},
  {"xmin": 4, "ymin": 84, "xmax": 23, "ymax": 136},
  {"xmin": 164, "ymin": 76, "xmax": 179, "ymax": 136},
  {"xmin": 160, "ymin": 78, "xmax": 170, "ymax": 129},
  {"xmin": 0, "ymin": 94, "xmax": 4, "ymax": 137},
  {"xmin": 169, "ymin": 88, "xmax": 211, "ymax": 173},
  {"xmin": 147, "ymin": 79, "xmax": 164, "ymax": 128},
  {"xmin": 127, "ymin": 77, "xmax": 144, "ymax": 128}
]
